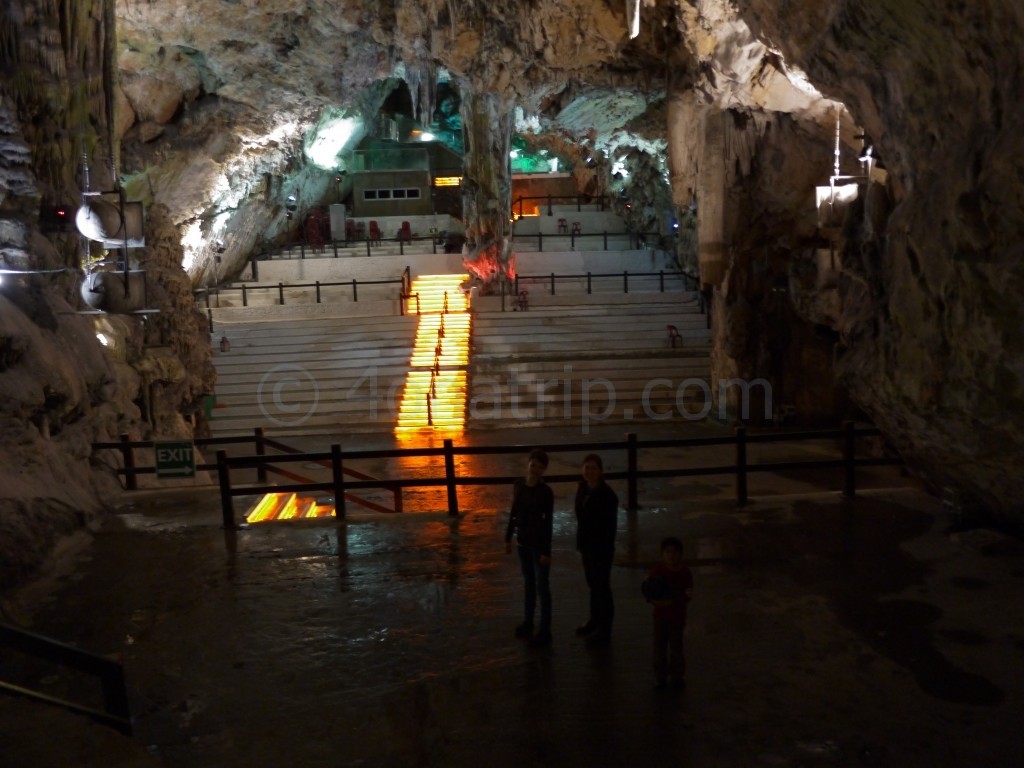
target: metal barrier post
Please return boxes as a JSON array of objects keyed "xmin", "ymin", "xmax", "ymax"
[
  {"xmin": 842, "ymin": 420, "xmax": 856, "ymax": 498},
  {"xmin": 587, "ymin": 272, "xmax": 592, "ymax": 294},
  {"xmin": 217, "ymin": 450, "xmax": 235, "ymax": 529},
  {"xmin": 352, "ymin": 279, "xmax": 358, "ymax": 302},
  {"xmin": 443, "ymin": 438, "xmax": 459, "ymax": 516},
  {"xmin": 550, "ymin": 273, "xmax": 556, "ymax": 295},
  {"xmin": 242, "ymin": 284, "xmax": 248, "ymax": 307},
  {"xmin": 626, "ymin": 432, "xmax": 638, "ymax": 511},
  {"xmin": 316, "ymin": 281, "xmax": 321, "ymax": 303},
  {"xmin": 735, "ymin": 427, "xmax": 748, "ymax": 505},
  {"xmin": 278, "ymin": 282, "xmax": 284, "ymax": 305},
  {"xmin": 659, "ymin": 270, "xmax": 664, "ymax": 292},
  {"xmin": 255, "ymin": 427, "xmax": 267, "ymax": 483},
  {"xmin": 624, "ymin": 271, "xmax": 629, "ymax": 294},
  {"xmin": 120, "ymin": 433, "xmax": 136, "ymax": 491},
  {"xmin": 332, "ymin": 444, "xmax": 346, "ymax": 520}
]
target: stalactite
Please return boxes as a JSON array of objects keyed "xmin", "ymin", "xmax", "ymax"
[{"xmin": 627, "ymin": 0, "xmax": 641, "ymax": 38}]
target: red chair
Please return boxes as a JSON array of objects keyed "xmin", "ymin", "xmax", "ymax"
[
  {"xmin": 368, "ymin": 220, "xmax": 382, "ymax": 245},
  {"xmin": 345, "ymin": 220, "xmax": 356, "ymax": 243},
  {"xmin": 667, "ymin": 324, "xmax": 682, "ymax": 348},
  {"xmin": 557, "ymin": 218, "xmax": 568, "ymax": 234},
  {"xmin": 400, "ymin": 221, "xmax": 412, "ymax": 242},
  {"xmin": 514, "ymin": 290, "xmax": 529, "ymax": 311},
  {"xmin": 571, "ymin": 221, "xmax": 582, "ymax": 235}
]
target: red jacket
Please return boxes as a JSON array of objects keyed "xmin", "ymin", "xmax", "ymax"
[{"xmin": 645, "ymin": 562, "xmax": 693, "ymax": 622}]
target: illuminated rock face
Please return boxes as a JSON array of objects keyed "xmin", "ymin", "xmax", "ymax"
[{"xmin": 0, "ymin": 0, "xmax": 1022, "ymax": 590}]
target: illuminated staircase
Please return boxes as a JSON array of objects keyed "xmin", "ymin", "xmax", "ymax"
[
  {"xmin": 247, "ymin": 492, "xmax": 335, "ymax": 522},
  {"xmin": 396, "ymin": 274, "xmax": 471, "ymax": 435}
]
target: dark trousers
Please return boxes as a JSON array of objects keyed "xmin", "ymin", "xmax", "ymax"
[
  {"xmin": 581, "ymin": 549, "xmax": 614, "ymax": 635},
  {"xmin": 518, "ymin": 545, "xmax": 551, "ymax": 633},
  {"xmin": 653, "ymin": 615, "xmax": 686, "ymax": 681}
]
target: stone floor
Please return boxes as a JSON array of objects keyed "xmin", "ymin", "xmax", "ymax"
[{"xmin": 2, "ymin": 423, "xmax": 1023, "ymax": 767}]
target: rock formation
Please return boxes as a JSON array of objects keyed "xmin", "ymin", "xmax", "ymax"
[{"xmin": 0, "ymin": 0, "xmax": 1021, "ymax": 586}]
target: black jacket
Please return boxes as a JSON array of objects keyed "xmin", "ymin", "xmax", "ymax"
[
  {"xmin": 505, "ymin": 479, "xmax": 554, "ymax": 556},
  {"xmin": 574, "ymin": 480, "xmax": 618, "ymax": 555}
]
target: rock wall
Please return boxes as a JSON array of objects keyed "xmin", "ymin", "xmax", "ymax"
[
  {"xmin": 737, "ymin": 0, "xmax": 1024, "ymax": 523},
  {"xmin": 0, "ymin": 1, "xmax": 215, "ymax": 590}
]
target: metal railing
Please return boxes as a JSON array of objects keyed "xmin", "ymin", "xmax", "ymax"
[
  {"xmin": 512, "ymin": 194, "xmax": 611, "ymax": 217},
  {"xmin": 91, "ymin": 428, "xmax": 401, "ymax": 514},
  {"xmin": 509, "ymin": 229, "xmax": 662, "ymax": 253},
  {"xmin": 514, "ymin": 270, "xmax": 700, "ymax": 296},
  {"xmin": 254, "ymin": 232, "xmax": 453, "ymax": 263},
  {"xmin": 0, "ymin": 623, "xmax": 132, "ymax": 734},
  {"xmin": 213, "ymin": 422, "xmax": 901, "ymax": 527}
]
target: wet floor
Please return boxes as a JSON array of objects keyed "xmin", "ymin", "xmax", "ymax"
[{"xmin": 2, "ymin": 424, "xmax": 1024, "ymax": 767}]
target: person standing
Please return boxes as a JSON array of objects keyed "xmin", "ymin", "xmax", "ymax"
[
  {"xmin": 574, "ymin": 453, "xmax": 619, "ymax": 646},
  {"xmin": 643, "ymin": 536, "xmax": 694, "ymax": 689},
  {"xmin": 505, "ymin": 448, "xmax": 555, "ymax": 648}
]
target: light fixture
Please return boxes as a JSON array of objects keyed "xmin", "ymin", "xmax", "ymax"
[{"xmin": 419, "ymin": 132, "xmax": 435, "ymax": 142}]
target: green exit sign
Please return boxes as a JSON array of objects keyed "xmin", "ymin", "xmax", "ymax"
[{"xmin": 155, "ymin": 441, "xmax": 196, "ymax": 478}]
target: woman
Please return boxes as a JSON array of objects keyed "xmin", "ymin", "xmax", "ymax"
[{"xmin": 574, "ymin": 453, "xmax": 619, "ymax": 646}]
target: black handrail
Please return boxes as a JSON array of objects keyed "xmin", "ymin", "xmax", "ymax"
[
  {"xmin": 256, "ymin": 232, "xmax": 443, "ymax": 262},
  {"xmin": 213, "ymin": 422, "xmax": 901, "ymax": 527},
  {"xmin": 509, "ymin": 229, "xmax": 664, "ymax": 252},
  {"xmin": 0, "ymin": 622, "xmax": 132, "ymax": 734},
  {"xmin": 514, "ymin": 270, "xmax": 701, "ymax": 298},
  {"xmin": 511, "ymin": 194, "xmax": 611, "ymax": 217},
  {"xmin": 194, "ymin": 277, "xmax": 405, "ymax": 308}
]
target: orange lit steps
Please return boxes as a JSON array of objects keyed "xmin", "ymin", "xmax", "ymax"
[
  {"xmin": 246, "ymin": 492, "xmax": 336, "ymax": 523},
  {"xmin": 396, "ymin": 274, "xmax": 471, "ymax": 435}
]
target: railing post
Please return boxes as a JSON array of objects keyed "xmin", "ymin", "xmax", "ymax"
[
  {"xmin": 547, "ymin": 194, "xmax": 553, "ymax": 216},
  {"xmin": 217, "ymin": 450, "xmax": 236, "ymax": 529},
  {"xmin": 842, "ymin": 420, "xmax": 856, "ymax": 498},
  {"xmin": 426, "ymin": 393, "xmax": 433, "ymax": 426},
  {"xmin": 660, "ymin": 270, "xmax": 664, "ymax": 292},
  {"xmin": 626, "ymin": 432, "xmax": 638, "ymax": 512},
  {"xmin": 538, "ymin": 231, "xmax": 543, "ymax": 253},
  {"xmin": 443, "ymin": 438, "xmax": 459, "ymax": 517},
  {"xmin": 332, "ymin": 240, "xmax": 338, "ymax": 258},
  {"xmin": 254, "ymin": 427, "xmax": 267, "ymax": 484},
  {"xmin": 603, "ymin": 231, "xmax": 608, "ymax": 250},
  {"xmin": 207, "ymin": 309, "xmax": 214, "ymax": 334},
  {"xmin": 550, "ymin": 272, "xmax": 555, "ymax": 296},
  {"xmin": 366, "ymin": 239, "xmax": 371, "ymax": 258},
  {"xmin": 278, "ymin": 282, "xmax": 284, "ymax": 305},
  {"xmin": 100, "ymin": 662, "xmax": 131, "ymax": 730},
  {"xmin": 242, "ymin": 284, "xmax": 248, "ymax": 307},
  {"xmin": 316, "ymin": 281, "xmax": 322, "ymax": 303},
  {"xmin": 352, "ymin": 279, "xmax": 358, "ymax": 302},
  {"xmin": 252, "ymin": 258, "xmax": 259, "ymax": 281},
  {"xmin": 735, "ymin": 426, "xmax": 748, "ymax": 505},
  {"xmin": 624, "ymin": 271, "xmax": 629, "ymax": 294},
  {"xmin": 120, "ymin": 433, "xmax": 136, "ymax": 491},
  {"xmin": 587, "ymin": 272, "xmax": 592, "ymax": 294},
  {"xmin": 332, "ymin": 444, "xmax": 346, "ymax": 521}
]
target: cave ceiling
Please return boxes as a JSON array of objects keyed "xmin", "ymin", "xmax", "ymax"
[{"xmin": 113, "ymin": 0, "xmax": 844, "ymax": 235}]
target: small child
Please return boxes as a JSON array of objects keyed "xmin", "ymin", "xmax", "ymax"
[{"xmin": 642, "ymin": 536, "xmax": 693, "ymax": 689}]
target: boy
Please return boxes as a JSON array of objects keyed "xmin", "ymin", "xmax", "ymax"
[
  {"xmin": 642, "ymin": 536, "xmax": 693, "ymax": 688},
  {"xmin": 505, "ymin": 448, "xmax": 555, "ymax": 648}
]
